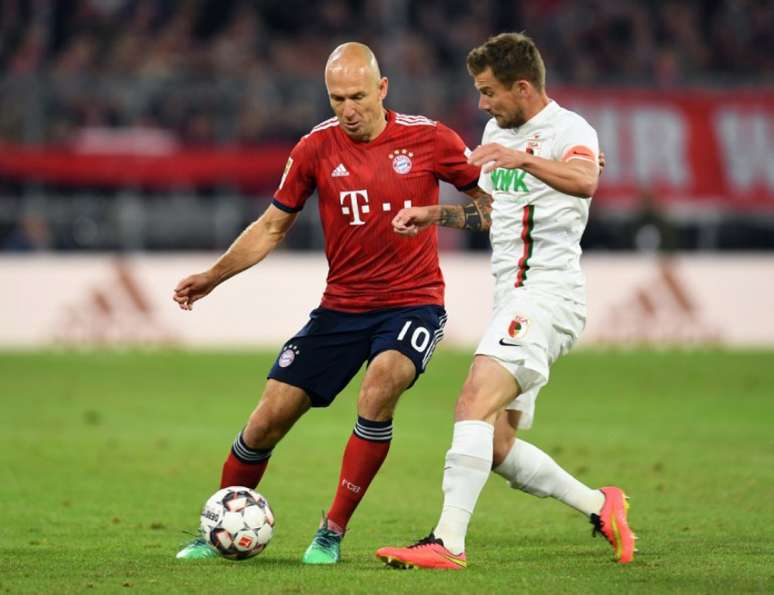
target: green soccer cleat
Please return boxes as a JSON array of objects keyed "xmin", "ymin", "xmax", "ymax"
[
  {"xmin": 175, "ymin": 536, "xmax": 219, "ymax": 560},
  {"xmin": 302, "ymin": 516, "xmax": 343, "ymax": 565}
]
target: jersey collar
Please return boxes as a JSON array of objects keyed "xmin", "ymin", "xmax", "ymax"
[
  {"xmin": 337, "ymin": 109, "xmax": 395, "ymax": 147},
  {"xmin": 514, "ymin": 99, "xmax": 559, "ymax": 133}
]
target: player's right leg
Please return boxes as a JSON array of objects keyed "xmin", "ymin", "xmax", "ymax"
[
  {"xmin": 221, "ymin": 379, "xmax": 311, "ymax": 489},
  {"xmin": 176, "ymin": 380, "xmax": 310, "ymax": 560},
  {"xmin": 377, "ymin": 355, "xmax": 518, "ymax": 569}
]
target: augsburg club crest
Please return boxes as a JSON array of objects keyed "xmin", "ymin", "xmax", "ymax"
[{"xmin": 507, "ymin": 315, "xmax": 529, "ymax": 339}]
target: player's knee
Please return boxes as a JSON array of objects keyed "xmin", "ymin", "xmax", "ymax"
[
  {"xmin": 357, "ymin": 382, "xmax": 399, "ymax": 421},
  {"xmin": 454, "ymin": 379, "xmax": 500, "ymax": 421},
  {"xmin": 243, "ymin": 410, "xmax": 286, "ymax": 449},
  {"xmin": 358, "ymin": 365, "xmax": 411, "ymax": 420},
  {"xmin": 455, "ymin": 359, "xmax": 519, "ymax": 422}
]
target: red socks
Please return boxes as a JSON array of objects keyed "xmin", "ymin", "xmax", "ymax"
[
  {"xmin": 220, "ymin": 451, "xmax": 269, "ymax": 489},
  {"xmin": 220, "ymin": 417, "xmax": 393, "ymax": 535},
  {"xmin": 327, "ymin": 417, "xmax": 393, "ymax": 532},
  {"xmin": 219, "ymin": 432, "xmax": 272, "ymax": 489}
]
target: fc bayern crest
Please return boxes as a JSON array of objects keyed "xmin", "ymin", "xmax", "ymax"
[
  {"xmin": 507, "ymin": 315, "xmax": 529, "ymax": 339},
  {"xmin": 278, "ymin": 344, "xmax": 300, "ymax": 367},
  {"xmin": 389, "ymin": 149, "xmax": 414, "ymax": 174}
]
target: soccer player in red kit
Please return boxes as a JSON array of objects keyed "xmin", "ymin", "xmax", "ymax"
[{"xmin": 173, "ymin": 42, "xmax": 488, "ymax": 563}]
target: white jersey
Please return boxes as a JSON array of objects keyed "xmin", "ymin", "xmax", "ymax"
[{"xmin": 478, "ymin": 100, "xmax": 599, "ymax": 304}]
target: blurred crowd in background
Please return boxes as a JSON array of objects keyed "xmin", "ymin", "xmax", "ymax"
[
  {"xmin": 2, "ymin": 0, "xmax": 772, "ymax": 143},
  {"xmin": 1, "ymin": 0, "xmax": 773, "ymax": 252}
]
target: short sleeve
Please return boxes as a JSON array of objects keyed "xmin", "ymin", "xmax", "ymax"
[
  {"xmin": 272, "ymin": 137, "xmax": 316, "ymax": 212},
  {"xmin": 553, "ymin": 116, "xmax": 599, "ymax": 168},
  {"xmin": 434, "ymin": 123, "xmax": 480, "ymax": 191}
]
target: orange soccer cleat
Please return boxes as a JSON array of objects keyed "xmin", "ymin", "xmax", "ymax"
[
  {"xmin": 591, "ymin": 486, "xmax": 637, "ymax": 564},
  {"xmin": 376, "ymin": 533, "xmax": 467, "ymax": 570}
]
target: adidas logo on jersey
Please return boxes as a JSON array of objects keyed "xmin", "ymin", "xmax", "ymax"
[{"xmin": 331, "ymin": 163, "xmax": 349, "ymax": 177}]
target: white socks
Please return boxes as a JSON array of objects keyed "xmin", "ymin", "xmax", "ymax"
[
  {"xmin": 433, "ymin": 421, "xmax": 494, "ymax": 555},
  {"xmin": 433, "ymin": 426, "xmax": 604, "ymax": 555},
  {"xmin": 493, "ymin": 439, "xmax": 604, "ymax": 517}
]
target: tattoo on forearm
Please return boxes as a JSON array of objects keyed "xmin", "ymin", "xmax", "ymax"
[
  {"xmin": 439, "ymin": 205, "xmax": 465, "ymax": 229},
  {"xmin": 464, "ymin": 188, "xmax": 493, "ymax": 231},
  {"xmin": 462, "ymin": 203, "xmax": 482, "ymax": 230},
  {"xmin": 474, "ymin": 196, "xmax": 493, "ymax": 231},
  {"xmin": 439, "ymin": 187, "xmax": 493, "ymax": 231}
]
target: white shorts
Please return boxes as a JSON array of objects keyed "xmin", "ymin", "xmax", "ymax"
[{"xmin": 475, "ymin": 287, "xmax": 585, "ymax": 430}]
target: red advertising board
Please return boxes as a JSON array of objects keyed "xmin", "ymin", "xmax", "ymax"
[
  {"xmin": 0, "ymin": 143, "xmax": 292, "ymax": 191},
  {"xmin": 0, "ymin": 89, "xmax": 772, "ymax": 210},
  {"xmin": 553, "ymin": 88, "xmax": 773, "ymax": 210}
]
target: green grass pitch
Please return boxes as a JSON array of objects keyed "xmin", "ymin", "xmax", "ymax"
[{"xmin": 1, "ymin": 349, "xmax": 773, "ymax": 593}]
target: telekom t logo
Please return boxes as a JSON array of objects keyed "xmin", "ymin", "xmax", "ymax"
[
  {"xmin": 339, "ymin": 189, "xmax": 413, "ymax": 225},
  {"xmin": 339, "ymin": 190, "xmax": 370, "ymax": 225}
]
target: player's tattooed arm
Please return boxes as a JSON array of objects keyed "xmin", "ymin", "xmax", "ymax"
[
  {"xmin": 392, "ymin": 186, "xmax": 492, "ymax": 236},
  {"xmin": 437, "ymin": 205, "xmax": 464, "ymax": 228},
  {"xmin": 465, "ymin": 186, "xmax": 493, "ymax": 231},
  {"xmin": 439, "ymin": 186, "xmax": 493, "ymax": 231}
]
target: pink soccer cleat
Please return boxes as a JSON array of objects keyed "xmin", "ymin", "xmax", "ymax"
[
  {"xmin": 376, "ymin": 533, "xmax": 467, "ymax": 570},
  {"xmin": 591, "ymin": 486, "xmax": 636, "ymax": 564}
]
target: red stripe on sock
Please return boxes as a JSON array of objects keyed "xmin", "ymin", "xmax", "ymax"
[
  {"xmin": 220, "ymin": 451, "xmax": 269, "ymax": 489},
  {"xmin": 327, "ymin": 434, "xmax": 390, "ymax": 531}
]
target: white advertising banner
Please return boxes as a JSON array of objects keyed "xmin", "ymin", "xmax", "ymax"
[{"xmin": 0, "ymin": 253, "xmax": 772, "ymax": 348}]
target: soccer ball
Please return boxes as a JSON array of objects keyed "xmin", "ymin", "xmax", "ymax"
[{"xmin": 200, "ymin": 486, "xmax": 274, "ymax": 559}]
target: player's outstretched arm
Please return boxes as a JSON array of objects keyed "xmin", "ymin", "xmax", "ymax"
[
  {"xmin": 392, "ymin": 186, "xmax": 492, "ymax": 236},
  {"xmin": 173, "ymin": 204, "xmax": 298, "ymax": 311},
  {"xmin": 469, "ymin": 143, "xmax": 598, "ymax": 198}
]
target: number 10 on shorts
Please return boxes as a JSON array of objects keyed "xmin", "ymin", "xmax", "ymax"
[{"xmin": 397, "ymin": 320, "xmax": 431, "ymax": 352}]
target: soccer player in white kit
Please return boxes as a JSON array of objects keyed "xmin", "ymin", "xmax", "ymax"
[{"xmin": 377, "ymin": 33, "xmax": 635, "ymax": 569}]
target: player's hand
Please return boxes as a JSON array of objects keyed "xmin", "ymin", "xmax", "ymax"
[
  {"xmin": 173, "ymin": 271, "xmax": 218, "ymax": 311},
  {"xmin": 392, "ymin": 207, "xmax": 435, "ymax": 236},
  {"xmin": 468, "ymin": 143, "xmax": 527, "ymax": 173},
  {"xmin": 598, "ymin": 151, "xmax": 606, "ymax": 176}
]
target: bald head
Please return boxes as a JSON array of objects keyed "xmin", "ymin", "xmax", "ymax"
[
  {"xmin": 325, "ymin": 42, "xmax": 381, "ymax": 82},
  {"xmin": 324, "ymin": 42, "xmax": 389, "ymax": 142}
]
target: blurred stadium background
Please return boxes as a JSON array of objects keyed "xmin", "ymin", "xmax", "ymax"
[
  {"xmin": 3, "ymin": 3, "xmax": 774, "ymax": 593},
  {"xmin": 0, "ymin": 0, "xmax": 772, "ymax": 347}
]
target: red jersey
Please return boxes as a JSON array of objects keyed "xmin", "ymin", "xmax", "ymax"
[{"xmin": 273, "ymin": 110, "xmax": 479, "ymax": 312}]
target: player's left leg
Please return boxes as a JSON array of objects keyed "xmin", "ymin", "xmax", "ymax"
[
  {"xmin": 303, "ymin": 349, "xmax": 415, "ymax": 565},
  {"xmin": 329, "ymin": 349, "xmax": 415, "ymax": 529},
  {"xmin": 492, "ymin": 410, "xmax": 604, "ymax": 514},
  {"xmin": 304, "ymin": 304, "xmax": 445, "ymax": 564},
  {"xmin": 492, "ymin": 410, "xmax": 635, "ymax": 563}
]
